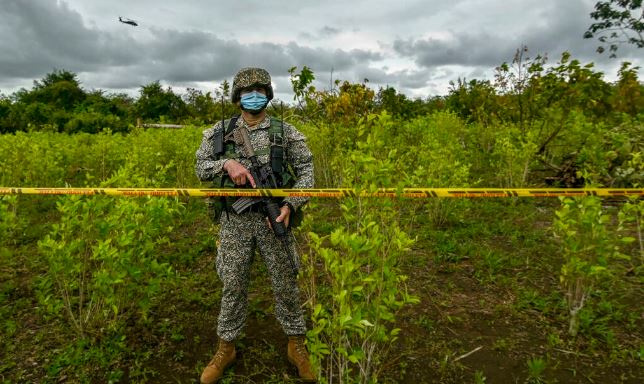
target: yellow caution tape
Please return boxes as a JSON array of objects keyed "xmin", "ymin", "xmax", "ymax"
[{"xmin": 0, "ymin": 187, "xmax": 642, "ymax": 198}]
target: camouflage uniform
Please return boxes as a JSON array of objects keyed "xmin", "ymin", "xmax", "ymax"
[{"xmin": 195, "ymin": 115, "xmax": 314, "ymax": 341}]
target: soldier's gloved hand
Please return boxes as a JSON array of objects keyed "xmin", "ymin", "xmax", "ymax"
[
  {"xmin": 267, "ymin": 204, "xmax": 290, "ymax": 230},
  {"xmin": 224, "ymin": 160, "xmax": 256, "ymax": 187}
]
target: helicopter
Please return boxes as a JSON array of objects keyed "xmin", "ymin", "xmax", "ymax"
[{"xmin": 118, "ymin": 16, "xmax": 138, "ymax": 26}]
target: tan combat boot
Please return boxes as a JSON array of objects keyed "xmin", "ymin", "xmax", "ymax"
[
  {"xmin": 200, "ymin": 338, "xmax": 236, "ymax": 384},
  {"xmin": 287, "ymin": 335, "xmax": 316, "ymax": 382}
]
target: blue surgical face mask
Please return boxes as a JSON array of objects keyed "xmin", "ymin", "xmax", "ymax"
[{"xmin": 240, "ymin": 91, "xmax": 268, "ymax": 112}]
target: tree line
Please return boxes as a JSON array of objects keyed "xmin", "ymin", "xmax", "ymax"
[
  {"xmin": 0, "ymin": 67, "xmax": 437, "ymax": 134},
  {"xmin": 0, "ymin": 49, "xmax": 642, "ymax": 136}
]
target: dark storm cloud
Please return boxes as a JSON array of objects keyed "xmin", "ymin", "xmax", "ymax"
[
  {"xmin": 392, "ymin": 0, "xmax": 640, "ymax": 70},
  {"xmin": 0, "ymin": 0, "xmax": 382, "ymax": 92},
  {"xmin": 393, "ymin": 31, "xmax": 507, "ymax": 68},
  {"xmin": 2, "ymin": 0, "xmax": 640, "ymax": 98},
  {"xmin": 0, "ymin": 0, "xmax": 140, "ymax": 79},
  {"xmin": 349, "ymin": 67, "xmax": 431, "ymax": 90},
  {"xmin": 135, "ymin": 33, "xmax": 381, "ymax": 87},
  {"xmin": 285, "ymin": 43, "xmax": 382, "ymax": 73}
]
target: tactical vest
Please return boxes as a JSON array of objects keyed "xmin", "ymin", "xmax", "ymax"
[
  {"xmin": 206, "ymin": 116, "xmax": 301, "ymax": 224},
  {"xmin": 213, "ymin": 115, "xmax": 296, "ymax": 189}
]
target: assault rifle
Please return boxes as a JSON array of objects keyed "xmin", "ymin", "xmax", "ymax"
[{"xmin": 230, "ymin": 126, "xmax": 298, "ymax": 274}]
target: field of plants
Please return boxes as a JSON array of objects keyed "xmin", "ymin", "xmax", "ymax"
[{"xmin": 1, "ymin": 51, "xmax": 643, "ymax": 383}]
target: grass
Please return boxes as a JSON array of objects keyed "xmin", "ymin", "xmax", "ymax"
[{"xmin": 526, "ymin": 356, "xmax": 547, "ymax": 383}]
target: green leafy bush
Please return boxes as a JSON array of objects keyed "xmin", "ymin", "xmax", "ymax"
[
  {"xmin": 553, "ymin": 196, "xmax": 626, "ymax": 336},
  {"xmin": 303, "ymin": 113, "xmax": 419, "ymax": 383},
  {"xmin": 37, "ymin": 193, "xmax": 181, "ymax": 337}
]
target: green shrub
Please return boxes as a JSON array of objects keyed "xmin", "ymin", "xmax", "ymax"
[
  {"xmin": 37, "ymin": 192, "xmax": 181, "ymax": 337},
  {"xmin": 303, "ymin": 113, "xmax": 419, "ymax": 383},
  {"xmin": 553, "ymin": 196, "xmax": 626, "ymax": 336}
]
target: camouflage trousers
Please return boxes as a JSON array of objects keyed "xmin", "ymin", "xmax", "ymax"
[{"xmin": 215, "ymin": 210, "xmax": 306, "ymax": 342}]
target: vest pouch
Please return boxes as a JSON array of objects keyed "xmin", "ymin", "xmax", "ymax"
[
  {"xmin": 205, "ymin": 175, "xmax": 236, "ymax": 223},
  {"xmin": 271, "ymin": 145, "xmax": 284, "ymax": 174},
  {"xmin": 205, "ymin": 196, "xmax": 224, "ymax": 223}
]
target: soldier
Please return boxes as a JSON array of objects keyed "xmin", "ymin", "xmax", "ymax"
[{"xmin": 195, "ymin": 67, "xmax": 316, "ymax": 383}]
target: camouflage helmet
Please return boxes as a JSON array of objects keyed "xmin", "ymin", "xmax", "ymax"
[{"xmin": 231, "ymin": 67, "xmax": 274, "ymax": 103}]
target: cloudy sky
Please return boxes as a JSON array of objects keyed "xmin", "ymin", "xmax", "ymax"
[{"xmin": 0, "ymin": 0, "xmax": 641, "ymax": 102}]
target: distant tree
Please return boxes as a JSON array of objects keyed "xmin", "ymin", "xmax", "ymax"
[
  {"xmin": 376, "ymin": 86, "xmax": 409, "ymax": 118},
  {"xmin": 375, "ymin": 86, "xmax": 441, "ymax": 119},
  {"xmin": 494, "ymin": 46, "xmax": 549, "ymax": 132},
  {"xmin": 0, "ymin": 96, "xmax": 12, "ymax": 133},
  {"xmin": 584, "ymin": 0, "xmax": 644, "ymax": 57},
  {"xmin": 135, "ymin": 81, "xmax": 188, "ymax": 122},
  {"xmin": 33, "ymin": 69, "xmax": 81, "ymax": 89},
  {"xmin": 18, "ymin": 69, "xmax": 86, "ymax": 111},
  {"xmin": 446, "ymin": 78, "xmax": 500, "ymax": 124},
  {"xmin": 183, "ymin": 88, "xmax": 218, "ymax": 124},
  {"xmin": 323, "ymin": 80, "xmax": 375, "ymax": 125},
  {"xmin": 0, "ymin": 97, "xmax": 29, "ymax": 133},
  {"xmin": 63, "ymin": 90, "xmax": 132, "ymax": 133},
  {"xmin": 609, "ymin": 61, "xmax": 644, "ymax": 115},
  {"xmin": 78, "ymin": 90, "xmax": 130, "ymax": 117},
  {"xmin": 107, "ymin": 93, "xmax": 136, "ymax": 119},
  {"xmin": 24, "ymin": 102, "xmax": 55, "ymax": 127}
]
